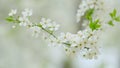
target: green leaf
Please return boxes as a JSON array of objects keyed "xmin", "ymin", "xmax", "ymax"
[
  {"xmin": 85, "ymin": 9, "xmax": 94, "ymax": 20},
  {"xmin": 89, "ymin": 22, "xmax": 94, "ymax": 31},
  {"xmin": 109, "ymin": 13, "xmax": 113, "ymax": 18},
  {"xmin": 95, "ymin": 24, "xmax": 101, "ymax": 29},
  {"xmin": 86, "ymin": 15, "xmax": 92, "ymax": 20},
  {"xmin": 108, "ymin": 20, "xmax": 114, "ymax": 26},
  {"xmin": 94, "ymin": 19, "xmax": 99, "ymax": 24},
  {"xmin": 109, "ymin": 9, "xmax": 120, "ymax": 23},
  {"xmin": 94, "ymin": 19, "xmax": 101, "ymax": 30},
  {"xmin": 109, "ymin": 9, "xmax": 117, "ymax": 19},
  {"xmin": 113, "ymin": 9, "xmax": 116, "ymax": 17},
  {"xmin": 85, "ymin": 9, "xmax": 101, "ymax": 31},
  {"xmin": 114, "ymin": 16, "xmax": 120, "ymax": 22},
  {"xmin": 6, "ymin": 16, "xmax": 15, "ymax": 22},
  {"xmin": 89, "ymin": 19, "xmax": 101, "ymax": 31}
]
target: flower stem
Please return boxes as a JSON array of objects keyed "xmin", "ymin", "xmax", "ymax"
[{"xmin": 36, "ymin": 24, "xmax": 58, "ymax": 39}]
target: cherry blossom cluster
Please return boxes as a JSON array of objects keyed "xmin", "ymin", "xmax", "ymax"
[
  {"xmin": 7, "ymin": 9, "xmax": 60, "ymax": 38},
  {"xmin": 6, "ymin": 0, "xmax": 120, "ymax": 59},
  {"xmin": 19, "ymin": 9, "xmax": 32, "ymax": 26},
  {"xmin": 39, "ymin": 18, "xmax": 60, "ymax": 32},
  {"xmin": 47, "ymin": 28, "xmax": 101, "ymax": 59}
]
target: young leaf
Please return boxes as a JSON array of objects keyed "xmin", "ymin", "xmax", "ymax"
[
  {"xmin": 113, "ymin": 9, "xmax": 117, "ymax": 17},
  {"xmin": 94, "ymin": 19, "xmax": 101, "ymax": 30},
  {"xmin": 95, "ymin": 24, "xmax": 101, "ymax": 29},
  {"xmin": 114, "ymin": 16, "xmax": 120, "ymax": 22},
  {"xmin": 108, "ymin": 20, "xmax": 114, "ymax": 26},
  {"xmin": 6, "ymin": 16, "xmax": 15, "ymax": 22},
  {"xmin": 94, "ymin": 19, "xmax": 99, "ymax": 24},
  {"xmin": 85, "ymin": 9, "xmax": 94, "ymax": 20},
  {"xmin": 109, "ymin": 9, "xmax": 116, "ymax": 18},
  {"xmin": 89, "ymin": 19, "xmax": 101, "ymax": 31},
  {"xmin": 89, "ymin": 22, "xmax": 94, "ymax": 31}
]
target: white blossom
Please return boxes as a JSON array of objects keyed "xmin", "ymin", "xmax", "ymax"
[
  {"xmin": 18, "ymin": 9, "xmax": 33, "ymax": 27},
  {"xmin": 18, "ymin": 16, "xmax": 32, "ymax": 27},
  {"xmin": 40, "ymin": 18, "xmax": 60, "ymax": 32},
  {"xmin": 7, "ymin": 8, "xmax": 105, "ymax": 59},
  {"xmin": 48, "ymin": 37, "xmax": 62, "ymax": 47},
  {"xmin": 50, "ymin": 28, "xmax": 101, "ymax": 59},
  {"xmin": 29, "ymin": 26, "xmax": 41, "ymax": 38},
  {"xmin": 76, "ymin": 0, "xmax": 101, "ymax": 23},
  {"xmin": 8, "ymin": 9, "xmax": 17, "ymax": 16},
  {"xmin": 12, "ymin": 25, "xmax": 16, "ymax": 28},
  {"xmin": 22, "ymin": 8, "xmax": 32, "ymax": 17}
]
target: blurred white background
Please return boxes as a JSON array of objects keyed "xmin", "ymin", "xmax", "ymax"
[{"xmin": 0, "ymin": 0, "xmax": 120, "ymax": 68}]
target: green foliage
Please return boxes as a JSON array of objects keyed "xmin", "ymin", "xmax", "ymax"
[
  {"xmin": 89, "ymin": 19, "xmax": 101, "ymax": 31},
  {"xmin": 85, "ymin": 8, "xmax": 101, "ymax": 31},
  {"xmin": 109, "ymin": 9, "xmax": 116, "ymax": 19},
  {"xmin": 108, "ymin": 20, "xmax": 114, "ymax": 26},
  {"xmin": 6, "ymin": 16, "xmax": 15, "ymax": 22},
  {"xmin": 6, "ymin": 16, "xmax": 20, "ymax": 24},
  {"xmin": 114, "ymin": 16, "xmax": 120, "ymax": 21},
  {"xmin": 85, "ymin": 9, "xmax": 94, "ymax": 20},
  {"xmin": 108, "ymin": 9, "xmax": 120, "ymax": 26}
]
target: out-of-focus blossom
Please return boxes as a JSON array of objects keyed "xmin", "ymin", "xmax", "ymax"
[{"xmin": 8, "ymin": 9, "xmax": 17, "ymax": 16}]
